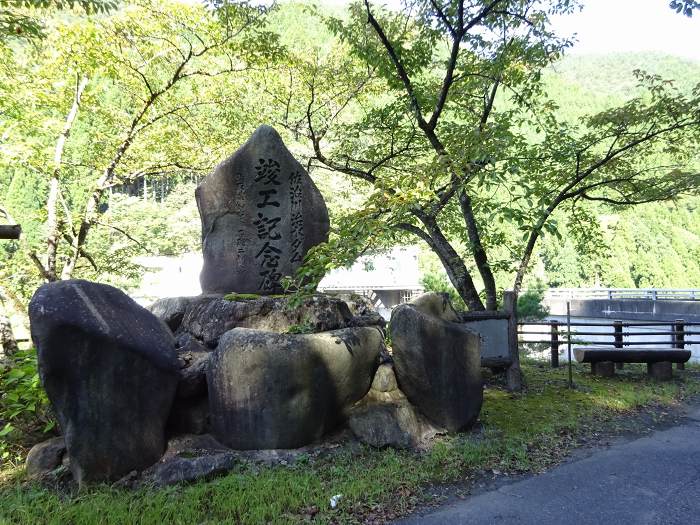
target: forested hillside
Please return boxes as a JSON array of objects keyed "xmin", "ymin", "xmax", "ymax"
[
  {"xmin": 1, "ymin": 0, "xmax": 699, "ymax": 315},
  {"xmin": 537, "ymin": 52, "xmax": 700, "ymax": 289}
]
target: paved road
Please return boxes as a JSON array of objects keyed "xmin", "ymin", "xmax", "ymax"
[{"xmin": 398, "ymin": 407, "xmax": 700, "ymax": 525}]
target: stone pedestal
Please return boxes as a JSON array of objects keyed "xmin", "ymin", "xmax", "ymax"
[
  {"xmin": 647, "ymin": 361, "xmax": 673, "ymax": 381},
  {"xmin": 591, "ymin": 361, "xmax": 615, "ymax": 377}
]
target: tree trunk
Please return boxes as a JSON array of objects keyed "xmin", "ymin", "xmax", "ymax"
[
  {"xmin": 61, "ymin": 133, "xmax": 134, "ymax": 279},
  {"xmin": 60, "ymin": 181, "xmax": 103, "ymax": 280},
  {"xmin": 417, "ymin": 213, "xmax": 485, "ymax": 311},
  {"xmin": 0, "ymin": 312, "xmax": 18, "ymax": 359},
  {"xmin": 459, "ymin": 190, "xmax": 497, "ymax": 310},
  {"xmin": 0, "ymin": 286, "xmax": 19, "ymax": 363},
  {"xmin": 503, "ymin": 290, "xmax": 523, "ymax": 391},
  {"xmin": 45, "ymin": 75, "xmax": 88, "ymax": 282}
]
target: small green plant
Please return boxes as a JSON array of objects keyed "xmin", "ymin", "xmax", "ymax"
[
  {"xmin": 285, "ymin": 321, "xmax": 314, "ymax": 334},
  {"xmin": 0, "ymin": 348, "xmax": 55, "ymax": 462}
]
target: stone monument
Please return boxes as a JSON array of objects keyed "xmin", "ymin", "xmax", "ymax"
[
  {"xmin": 196, "ymin": 125, "xmax": 329, "ymax": 294},
  {"xmin": 24, "ymin": 127, "xmax": 484, "ymax": 487}
]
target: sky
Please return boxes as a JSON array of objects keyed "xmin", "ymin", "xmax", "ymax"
[
  {"xmin": 551, "ymin": 0, "xmax": 700, "ymax": 62},
  {"xmin": 317, "ymin": 0, "xmax": 700, "ymax": 62}
]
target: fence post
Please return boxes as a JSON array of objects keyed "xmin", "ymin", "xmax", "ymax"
[
  {"xmin": 674, "ymin": 319, "xmax": 685, "ymax": 370},
  {"xmin": 550, "ymin": 320, "xmax": 559, "ymax": 368},
  {"xmin": 614, "ymin": 320, "xmax": 624, "ymax": 370},
  {"xmin": 503, "ymin": 291, "xmax": 523, "ymax": 392}
]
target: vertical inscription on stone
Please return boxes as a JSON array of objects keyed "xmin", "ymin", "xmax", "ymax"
[
  {"xmin": 290, "ymin": 170, "xmax": 304, "ymax": 264},
  {"xmin": 233, "ymin": 177, "xmax": 250, "ymax": 256},
  {"xmin": 254, "ymin": 158, "xmax": 282, "ymax": 291},
  {"xmin": 197, "ymin": 125, "xmax": 329, "ymax": 294}
]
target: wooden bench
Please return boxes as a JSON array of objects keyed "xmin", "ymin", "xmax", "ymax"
[{"xmin": 573, "ymin": 347, "xmax": 691, "ymax": 380}]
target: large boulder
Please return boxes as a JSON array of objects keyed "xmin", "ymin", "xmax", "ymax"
[
  {"xmin": 208, "ymin": 326, "xmax": 383, "ymax": 449},
  {"xmin": 347, "ymin": 364, "xmax": 441, "ymax": 449},
  {"xmin": 148, "ymin": 296, "xmax": 197, "ymax": 332},
  {"xmin": 196, "ymin": 125, "xmax": 329, "ymax": 295},
  {"xmin": 173, "ymin": 293, "xmax": 362, "ymax": 348},
  {"xmin": 389, "ymin": 295, "xmax": 483, "ymax": 432},
  {"xmin": 29, "ymin": 280, "xmax": 180, "ymax": 483}
]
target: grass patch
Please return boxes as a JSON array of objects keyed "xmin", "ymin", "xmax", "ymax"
[{"xmin": 2, "ymin": 360, "xmax": 699, "ymax": 524}]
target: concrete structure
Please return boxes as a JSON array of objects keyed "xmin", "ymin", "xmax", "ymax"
[
  {"xmin": 544, "ymin": 288, "xmax": 700, "ymax": 322},
  {"xmin": 550, "ymin": 298, "xmax": 700, "ymax": 323},
  {"xmin": 317, "ymin": 246, "xmax": 424, "ymax": 319}
]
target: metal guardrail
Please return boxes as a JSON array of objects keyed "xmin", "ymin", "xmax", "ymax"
[{"xmin": 543, "ymin": 288, "xmax": 700, "ymax": 301}]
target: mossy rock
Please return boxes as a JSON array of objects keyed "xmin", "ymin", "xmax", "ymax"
[
  {"xmin": 223, "ymin": 293, "xmax": 262, "ymax": 301},
  {"xmin": 223, "ymin": 293, "xmax": 290, "ymax": 301}
]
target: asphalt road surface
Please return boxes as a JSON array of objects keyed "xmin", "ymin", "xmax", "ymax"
[{"xmin": 397, "ymin": 406, "xmax": 700, "ymax": 525}]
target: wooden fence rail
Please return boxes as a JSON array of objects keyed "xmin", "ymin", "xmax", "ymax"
[{"xmin": 518, "ymin": 319, "xmax": 700, "ymax": 368}]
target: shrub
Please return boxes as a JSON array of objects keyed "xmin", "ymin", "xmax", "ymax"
[
  {"xmin": 0, "ymin": 348, "xmax": 55, "ymax": 462},
  {"xmin": 517, "ymin": 281, "xmax": 550, "ymax": 321}
]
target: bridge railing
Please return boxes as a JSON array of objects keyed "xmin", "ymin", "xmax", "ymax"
[{"xmin": 544, "ymin": 288, "xmax": 700, "ymax": 302}]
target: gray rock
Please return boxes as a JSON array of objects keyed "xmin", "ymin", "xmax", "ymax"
[
  {"xmin": 167, "ymin": 397, "xmax": 209, "ymax": 436},
  {"xmin": 176, "ymin": 294, "xmax": 356, "ymax": 348},
  {"xmin": 174, "ymin": 334, "xmax": 210, "ymax": 400},
  {"xmin": 162, "ymin": 434, "xmax": 229, "ymax": 461},
  {"xmin": 348, "ymin": 400, "xmax": 439, "ymax": 449},
  {"xmin": 148, "ymin": 296, "xmax": 196, "ymax": 332},
  {"xmin": 336, "ymin": 293, "xmax": 377, "ymax": 316},
  {"xmin": 347, "ymin": 364, "xmax": 441, "ymax": 449},
  {"xmin": 167, "ymin": 336, "xmax": 211, "ymax": 436},
  {"xmin": 29, "ymin": 279, "xmax": 180, "ymax": 483},
  {"xmin": 390, "ymin": 302, "xmax": 483, "ymax": 432},
  {"xmin": 146, "ymin": 452, "xmax": 238, "ymax": 487},
  {"xmin": 348, "ymin": 312, "xmax": 387, "ymax": 329},
  {"xmin": 196, "ymin": 125, "xmax": 329, "ymax": 295},
  {"xmin": 25, "ymin": 436, "xmax": 66, "ymax": 477},
  {"xmin": 410, "ymin": 292, "xmax": 459, "ymax": 322},
  {"xmin": 208, "ymin": 326, "xmax": 383, "ymax": 449},
  {"xmin": 371, "ymin": 363, "xmax": 398, "ymax": 393}
]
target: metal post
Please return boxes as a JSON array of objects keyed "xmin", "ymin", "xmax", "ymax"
[
  {"xmin": 614, "ymin": 320, "xmax": 624, "ymax": 370},
  {"xmin": 674, "ymin": 319, "xmax": 686, "ymax": 370},
  {"xmin": 550, "ymin": 320, "xmax": 560, "ymax": 368},
  {"xmin": 567, "ymin": 301, "xmax": 573, "ymax": 389}
]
